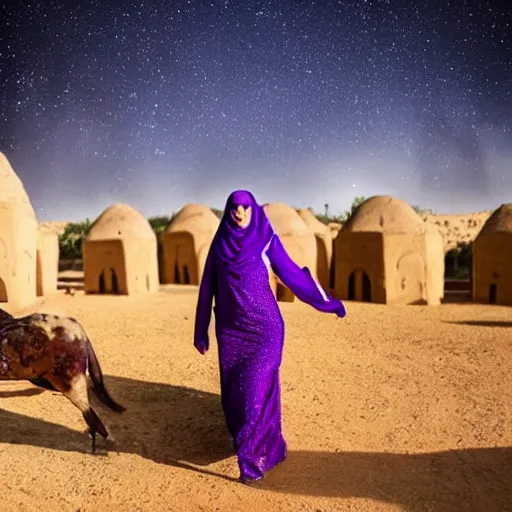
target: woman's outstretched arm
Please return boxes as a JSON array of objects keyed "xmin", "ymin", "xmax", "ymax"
[
  {"xmin": 266, "ymin": 234, "xmax": 346, "ymax": 317},
  {"xmin": 193, "ymin": 246, "xmax": 216, "ymax": 353}
]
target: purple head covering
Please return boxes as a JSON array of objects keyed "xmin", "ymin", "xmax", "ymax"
[{"xmin": 213, "ymin": 190, "xmax": 274, "ymax": 265}]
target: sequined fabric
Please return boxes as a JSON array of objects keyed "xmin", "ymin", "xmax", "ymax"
[
  {"xmin": 194, "ymin": 190, "xmax": 346, "ymax": 481},
  {"xmin": 214, "ymin": 245, "xmax": 287, "ymax": 480}
]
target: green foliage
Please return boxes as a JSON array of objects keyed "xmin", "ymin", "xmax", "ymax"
[
  {"xmin": 57, "ymin": 198, "xmax": 441, "ymax": 260},
  {"xmin": 147, "ymin": 216, "xmax": 171, "ymax": 234},
  {"xmin": 58, "ymin": 219, "xmax": 92, "ymax": 260},
  {"xmin": 412, "ymin": 205, "xmax": 434, "ymax": 215},
  {"xmin": 445, "ymin": 242, "xmax": 472, "ymax": 280},
  {"xmin": 344, "ymin": 195, "xmax": 366, "ymax": 220},
  {"xmin": 313, "ymin": 196, "xmax": 367, "ymax": 224},
  {"xmin": 312, "ymin": 198, "xmax": 436, "ymax": 225}
]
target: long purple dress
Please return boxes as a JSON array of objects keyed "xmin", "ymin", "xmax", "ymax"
[{"xmin": 194, "ymin": 190, "xmax": 346, "ymax": 483}]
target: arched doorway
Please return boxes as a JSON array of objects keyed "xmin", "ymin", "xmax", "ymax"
[
  {"xmin": 99, "ymin": 270, "xmax": 106, "ymax": 293},
  {"xmin": 183, "ymin": 265, "xmax": 191, "ymax": 284},
  {"xmin": 315, "ymin": 236, "xmax": 329, "ymax": 289},
  {"xmin": 348, "ymin": 272, "xmax": 355, "ymax": 300},
  {"xmin": 174, "ymin": 261, "xmax": 181, "ymax": 283},
  {"xmin": 348, "ymin": 269, "xmax": 371, "ymax": 302},
  {"xmin": 110, "ymin": 268, "xmax": 119, "ymax": 294},
  {"xmin": 329, "ymin": 243, "xmax": 336, "ymax": 289},
  {"xmin": 166, "ymin": 233, "xmax": 198, "ymax": 285},
  {"xmin": 489, "ymin": 283, "xmax": 497, "ymax": 304},
  {"xmin": 157, "ymin": 240, "xmax": 165, "ymax": 284},
  {"xmin": 173, "ymin": 247, "xmax": 192, "ymax": 284},
  {"xmin": 0, "ymin": 278, "xmax": 7, "ymax": 302}
]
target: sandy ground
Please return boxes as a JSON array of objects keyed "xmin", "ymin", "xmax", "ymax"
[{"xmin": 1, "ymin": 287, "xmax": 511, "ymax": 512}]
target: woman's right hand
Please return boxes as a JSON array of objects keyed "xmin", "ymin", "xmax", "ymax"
[{"xmin": 194, "ymin": 337, "xmax": 209, "ymax": 354}]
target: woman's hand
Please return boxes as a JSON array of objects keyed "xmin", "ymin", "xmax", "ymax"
[{"xmin": 194, "ymin": 337, "xmax": 209, "ymax": 354}]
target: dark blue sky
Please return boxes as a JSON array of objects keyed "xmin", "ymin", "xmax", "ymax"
[{"xmin": 1, "ymin": 1, "xmax": 510, "ymax": 221}]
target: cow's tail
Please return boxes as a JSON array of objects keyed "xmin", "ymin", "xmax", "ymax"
[{"xmin": 86, "ymin": 338, "xmax": 126, "ymax": 413}]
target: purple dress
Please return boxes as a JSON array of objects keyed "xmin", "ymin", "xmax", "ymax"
[{"xmin": 194, "ymin": 190, "xmax": 346, "ymax": 482}]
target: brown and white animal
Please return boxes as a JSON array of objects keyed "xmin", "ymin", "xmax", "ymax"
[{"xmin": 0, "ymin": 308, "xmax": 125, "ymax": 452}]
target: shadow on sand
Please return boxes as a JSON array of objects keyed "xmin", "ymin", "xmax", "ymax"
[
  {"xmin": 0, "ymin": 387, "xmax": 46, "ymax": 398},
  {"xmin": 261, "ymin": 448, "xmax": 512, "ymax": 512},
  {"xmin": 1, "ymin": 375, "xmax": 237, "ymax": 480},
  {"xmin": 2, "ymin": 377, "xmax": 512, "ymax": 511},
  {"xmin": 443, "ymin": 320, "xmax": 512, "ymax": 328}
]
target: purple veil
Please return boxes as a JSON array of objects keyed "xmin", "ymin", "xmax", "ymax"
[{"xmin": 213, "ymin": 190, "xmax": 274, "ymax": 266}]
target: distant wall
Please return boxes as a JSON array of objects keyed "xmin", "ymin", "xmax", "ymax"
[
  {"xmin": 422, "ymin": 211, "xmax": 492, "ymax": 251},
  {"xmin": 59, "ymin": 258, "xmax": 83, "ymax": 271}
]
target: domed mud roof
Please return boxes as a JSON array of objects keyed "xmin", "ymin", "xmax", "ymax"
[
  {"xmin": 477, "ymin": 203, "xmax": 512, "ymax": 236},
  {"xmin": 263, "ymin": 202, "xmax": 310, "ymax": 237},
  {"xmin": 342, "ymin": 195, "xmax": 426, "ymax": 235},
  {"xmin": 0, "ymin": 152, "xmax": 37, "ymax": 219},
  {"xmin": 86, "ymin": 203, "xmax": 156, "ymax": 241},
  {"xmin": 164, "ymin": 203, "xmax": 220, "ymax": 235}
]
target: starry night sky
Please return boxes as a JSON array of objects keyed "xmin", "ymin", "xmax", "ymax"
[{"xmin": 1, "ymin": 1, "xmax": 511, "ymax": 221}]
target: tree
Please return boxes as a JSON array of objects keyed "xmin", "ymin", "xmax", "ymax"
[
  {"xmin": 58, "ymin": 219, "xmax": 92, "ymax": 260},
  {"xmin": 412, "ymin": 205, "xmax": 434, "ymax": 215},
  {"xmin": 148, "ymin": 216, "xmax": 171, "ymax": 234},
  {"xmin": 340, "ymin": 195, "xmax": 366, "ymax": 222},
  {"xmin": 444, "ymin": 242, "xmax": 472, "ymax": 280}
]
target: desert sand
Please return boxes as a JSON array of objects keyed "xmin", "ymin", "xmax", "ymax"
[{"xmin": 1, "ymin": 287, "xmax": 511, "ymax": 512}]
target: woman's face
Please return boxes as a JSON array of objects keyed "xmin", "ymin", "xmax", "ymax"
[{"xmin": 230, "ymin": 204, "xmax": 252, "ymax": 228}]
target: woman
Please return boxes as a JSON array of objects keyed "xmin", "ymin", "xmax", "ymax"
[{"xmin": 194, "ymin": 190, "xmax": 346, "ymax": 483}]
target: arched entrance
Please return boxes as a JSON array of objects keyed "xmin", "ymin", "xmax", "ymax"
[
  {"xmin": 182, "ymin": 265, "xmax": 191, "ymax": 284},
  {"xmin": 165, "ymin": 233, "xmax": 198, "ymax": 285},
  {"xmin": 348, "ymin": 272, "xmax": 355, "ymax": 300},
  {"xmin": 99, "ymin": 270, "xmax": 106, "ymax": 293},
  {"xmin": 173, "ymin": 246, "xmax": 194, "ymax": 284},
  {"xmin": 348, "ymin": 269, "xmax": 371, "ymax": 302},
  {"xmin": 98, "ymin": 268, "xmax": 120, "ymax": 294},
  {"xmin": 174, "ymin": 261, "xmax": 181, "ymax": 283},
  {"xmin": 110, "ymin": 268, "xmax": 119, "ymax": 294},
  {"xmin": 489, "ymin": 283, "xmax": 497, "ymax": 304},
  {"xmin": 329, "ymin": 243, "xmax": 336, "ymax": 289}
]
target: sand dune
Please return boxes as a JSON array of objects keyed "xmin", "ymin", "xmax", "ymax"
[{"xmin": 1, "ymin": 288, "xmax": 511, "ymax": 511}]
